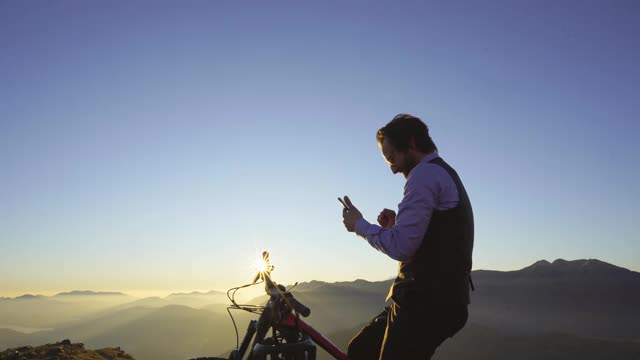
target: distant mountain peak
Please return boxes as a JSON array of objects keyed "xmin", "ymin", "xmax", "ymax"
[
  {"xmin": 549, "ymin": 258, "xmax": 621, "ymax": 269},
  {"xmin": 353, "ymin": 279, "xmax": 371, "ymax": 284},
  {"xmin": 532, "ymin": 259, "xmax": 552, "ymax": 267},
  {"xmin": 166, "ymin": 290, "xmax": 225, "ymax": 297},
  {"xmin": 307, "ymin": 280, "xmax": 327, "ymax": 285},
  {"xmin": 14, "ymin": 294, "xmax": 44, "ymax": 299},
  {"xmin": 55, "ymin": 290, "xmax": 128, "ymax": 297},
  {"xmin": 520, "ymin": 258, "xmax": 634, "ymax": 278},
  {"xmin": 559, "ymin": 258, "xmax": 630, "ymax": 272}
]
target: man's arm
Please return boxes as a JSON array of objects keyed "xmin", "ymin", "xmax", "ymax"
[{"xmin": 355, "ymin": 164, "xmax": 450, "ymax": 261}]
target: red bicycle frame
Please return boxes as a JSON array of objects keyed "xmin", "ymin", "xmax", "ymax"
[
  {"xmin": 228, "ymin": 252, "xmax": 352, "ymax": 360},
  {"xmin": 278, "ymin": 313, "xmax": 349, "ymax": 360}
]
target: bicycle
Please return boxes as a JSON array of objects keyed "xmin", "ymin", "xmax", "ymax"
[{"xmin": 195, "ymin": 251, "xmax": 350, "ymax": 360}]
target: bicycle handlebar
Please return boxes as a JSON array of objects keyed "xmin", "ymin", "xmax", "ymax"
[
  {"xmin": 259, "ymin": 251, "xmax": 311, "ymax": 317},
  {"xmin": 286, "ymin": 293, "xmax": 311, "ymax": 317}
]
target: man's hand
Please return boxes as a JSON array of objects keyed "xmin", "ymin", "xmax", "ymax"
[
  {"xmin": 342, "ymin": 195, "xmax": 363, "ymax": 232},
  {"xmin": 377, "ymin": 208, "xmax": 396, "ymax": 229}
]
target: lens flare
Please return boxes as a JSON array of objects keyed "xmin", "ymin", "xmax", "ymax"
[
  {"xmin": 253, "ymin": 257, "xmax": 269, "ymax": 273},
  {"xmin": 253, "ymin": 251, "xmax": 274, "ymax": 273}
]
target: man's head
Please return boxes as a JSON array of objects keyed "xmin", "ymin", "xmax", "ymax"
[{"xmin": 377, "ymin": 114, "xmax": 437, "ymax": 178}]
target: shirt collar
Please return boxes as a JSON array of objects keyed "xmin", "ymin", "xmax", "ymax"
[
  {"xmin": 407, "ymin": 152, "xmax": 439, "ymax": 179},
  {"xmin": 420, "ymin": 152, "xmax": 440, "ymax": 164}
]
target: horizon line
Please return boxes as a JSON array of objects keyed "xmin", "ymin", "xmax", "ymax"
[{"xmin": 2, "ymin": 257, "xmax": 636, "ymax": 298}]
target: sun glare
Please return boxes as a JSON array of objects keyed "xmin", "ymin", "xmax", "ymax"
[{"xmin": 253, "ymin": 258, "xmax": 269, "ymax": 273}]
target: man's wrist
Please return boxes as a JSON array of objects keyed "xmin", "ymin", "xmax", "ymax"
[{"xmin": 355, "ymin": 218, "xmax": 370, "ymax": 237}]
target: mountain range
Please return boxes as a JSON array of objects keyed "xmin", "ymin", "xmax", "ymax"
[{"xmin": 2, "ymin": 258, "xmax": 639, "ymax": 360}]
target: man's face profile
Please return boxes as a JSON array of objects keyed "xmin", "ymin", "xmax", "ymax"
[
  {"xmin": 380, "ymin": 137, "xmax": 423, "ymax": 179},
  {"xmin": 380, "ymin": 138, "xmax": 404, "ymax": 175}
]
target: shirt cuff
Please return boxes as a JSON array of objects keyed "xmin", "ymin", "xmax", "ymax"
[{"xmin": 355, "ymin": 218, "xmax": 372, "ymax": 238}]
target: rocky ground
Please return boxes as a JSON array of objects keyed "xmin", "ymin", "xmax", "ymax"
[{"xmin": 0, "ymin": 340, "xmax": 135, "ymax": 360}]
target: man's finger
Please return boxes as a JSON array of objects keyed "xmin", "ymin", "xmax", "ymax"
[{"xmin": 344, "ymin": 195, "xmax": 356, "ymax": 210}]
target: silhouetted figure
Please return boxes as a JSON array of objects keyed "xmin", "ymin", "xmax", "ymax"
[{"xmin": 341, "ymin": 114, "xmax": 474, "ymax": 359}]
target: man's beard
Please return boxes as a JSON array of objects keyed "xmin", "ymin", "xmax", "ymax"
[{"xmin": 401, "ymin": 154, "xmax": 420, "ymax": 178}]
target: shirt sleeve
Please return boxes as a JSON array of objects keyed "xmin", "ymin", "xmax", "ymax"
[{"xmin": 354, "ymin": 164, "xmax": 440, "ymax": 261}]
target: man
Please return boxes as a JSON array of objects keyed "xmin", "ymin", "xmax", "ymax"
[{"xmin": 342, "ymin": 114, "xmax": 474, "ymax": 360}]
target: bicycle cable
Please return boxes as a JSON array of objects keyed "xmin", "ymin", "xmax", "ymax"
[{"xmin": 226, "ymin": 280, "xmax": 266, "ymax": 350}]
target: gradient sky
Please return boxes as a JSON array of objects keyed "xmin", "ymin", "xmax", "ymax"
[{"xmin": 1, "ymin": 0, "xmax": 639, "ymax": 297}]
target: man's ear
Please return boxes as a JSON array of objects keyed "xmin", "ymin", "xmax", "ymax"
[{"xmin": 408, "ymin": 136, "xmax": 418, "ymax": 151}]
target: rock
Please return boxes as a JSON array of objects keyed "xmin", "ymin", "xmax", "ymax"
[{"xmin": 0, "ymin": 340, "xmax": 136, "ymax": 359}]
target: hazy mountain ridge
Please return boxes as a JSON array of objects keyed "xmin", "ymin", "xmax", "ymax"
[
  {"xmin": 77, "ymin": 305, "xmax": 231, "ymax": 360},
  {"xmin": 1, "ymin": 290, "xmax": 225, "ymax": 301},
  {"xmin": 2, "ymin": 258, "xmax": 639, "ymax": 360},
  {"xmin": 55, "ymin": 291, "xmax": 128, "ymax": 297},
  {"xmin": 475, "ymin": 258, "xmax": 640, "ymax": 283},
  {"xmin": 163, "ymin": 291, "xmax": 228, "ymax": 308},
  {"xmin": 523, "ymin": 258, "xmax": 637, "ymax": 275},
  {"xmin": 10, "ymin": 294, "xmax": 45, "ymax": 300},
  {"xmin": 288, "ymin": 278, "xmax": 392, "ymax": 295},
  {"xmin": 470, "ymin": 258, "xmax": 640, "ymax": 340},
  {"xmin": 0, "ymin": 290, "xmax": 229, "ymax": 329},
  {"xmin": 167, "ymin": 290, "xmax": 225, "ymax": 297},
  {"xmin": 2, "ymin": 292, "xmax": 132, "ymax": 301}
]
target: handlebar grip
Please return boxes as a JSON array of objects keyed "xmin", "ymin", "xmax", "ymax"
[{"xmin": 287, "ymin": 295, "xmax": 311, "ymax": 317}]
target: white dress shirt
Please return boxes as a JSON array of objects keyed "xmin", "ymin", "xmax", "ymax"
[{"xmin": 355, "ymin": 152, "xmax": 459, "ymax": 261}]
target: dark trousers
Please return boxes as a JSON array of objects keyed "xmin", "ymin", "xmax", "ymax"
[{"xmin": 347, "ymin": 301, "xmax": 468, "ymax": 360}]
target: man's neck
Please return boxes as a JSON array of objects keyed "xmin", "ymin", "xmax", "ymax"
[
  {"xmin": 415, "ymin": 151, "xmax": 431, "ymax": 163},
  {"xmin": 403, "ymin": 151, "xmax": 433, "ymax": 178}
]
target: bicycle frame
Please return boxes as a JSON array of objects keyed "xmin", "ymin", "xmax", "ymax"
[
  {"xmin": 278, "ymin": 313, "xmax": 349, "ymax": 360},
  {"xmin": 232, "ymin": 308, "xmax": 349, "ymax": 360},
  {"xmin": 228, "ymin": 252, "xmax": 350, "ymax": 360}
]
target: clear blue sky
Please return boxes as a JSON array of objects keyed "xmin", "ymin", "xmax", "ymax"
[{"xmin": 1, "ymin": 1, "xmax": 639, "ymax": 297}]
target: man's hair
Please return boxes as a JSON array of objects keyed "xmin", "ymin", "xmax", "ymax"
[{"xmin": 376, "ymin": 114, "xmax": 438, "ymax": 153}]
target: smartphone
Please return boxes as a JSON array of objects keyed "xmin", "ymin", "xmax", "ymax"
[{"xmin": 338, "ymin": 197, "xmax": 350, "ymax": 211}]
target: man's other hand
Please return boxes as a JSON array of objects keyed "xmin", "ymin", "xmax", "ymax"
[
  {"xmin": 342, "ymin": 195, "xmax": 363, "ymax": 232},
  {"xmin": 377, "ymin": 208, "xmax": 396, "ymax": 229}
]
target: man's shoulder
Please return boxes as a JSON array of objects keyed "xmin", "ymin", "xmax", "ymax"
[
  {"xmin": 408, "ymin": 159, "xmax": 453, "ymax": 186},
  {"xmin": 413, "ymin": 157, "xmax": 451, "ymax": 176}
]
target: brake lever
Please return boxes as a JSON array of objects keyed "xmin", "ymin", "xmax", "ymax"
[
  {"xmin": 267, "ymin": 287, "xmax": 284, "ymax": 297},
  {"xmin": 287, "ymin": 282, "xmax": 299, "ymax": 292}
]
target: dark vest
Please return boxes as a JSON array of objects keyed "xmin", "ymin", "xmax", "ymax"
[{"xmin": 388, "ymin": 157, "xmax": 474, "ymax": 306}]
